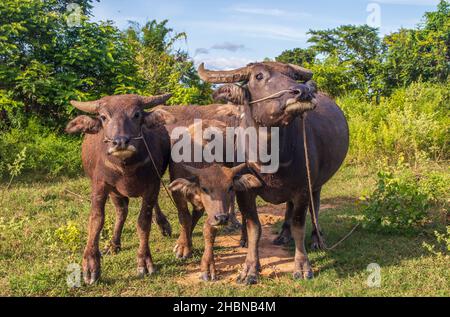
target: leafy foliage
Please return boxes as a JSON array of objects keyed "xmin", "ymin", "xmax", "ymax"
[
  {"xmin": 274, "ymin": 1, "xmax": 449, "ymax": 99},
  {"xmin": 423, "ymin": 226, "xmax": 450, "ymax": 258},
  {"xmin": 361, "ymin": 158, "xmax": 449, "ymax": 234},
  {"xmin": 0, "ymin": 0, "xmax": 211, "ymax": 129},
  {"xmin": 0, "ymin": 119, "xmax": 82, "ymax": 178},
  {"xmin": 339, "ymin": 82, "xmax": 450, "ymax": 165}
]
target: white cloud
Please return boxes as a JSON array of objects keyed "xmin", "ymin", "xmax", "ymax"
[
  {"xmin": 231, "ymin": 5, "xmax": 312, "ymax": 18},
  {"xmin": 190, "ymin": 21, "xmax": 307, "ymax": 42},
  {"xmin": 194, "ymin": 56, "xmax": 254, "ymax": 70}
]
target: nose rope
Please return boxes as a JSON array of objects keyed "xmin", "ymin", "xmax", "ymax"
[
  {"xmin": 103, "ymin": 134, "xmax": 144, "ymax": 144},
  {"xmin": 302, "ymin": 113, "xmax": 360, "ymax": 251},
  {"xmin": 248, "ymin": 89, "xmax": 297, "ymax": 105},
  {"xmin": 139, "ymin": 127, "xmax": 178, "ymax": 210},
  {"xmin": 103, "ymin": 129, "xmax": 178, "ymax": 210}
]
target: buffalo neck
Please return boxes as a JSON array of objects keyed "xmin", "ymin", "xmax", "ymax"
[{"xmin": 238, "ymin": 103, "xmax": 299, "ymax": 167}]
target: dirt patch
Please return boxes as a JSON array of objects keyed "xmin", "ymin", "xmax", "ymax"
[
  {"xmin": 177, "ymin": 204, "xmax": 292, "ymax": 284},
  {"xmin": 177, "ymin": 203, "xmax": 338, "ymax": 285}
]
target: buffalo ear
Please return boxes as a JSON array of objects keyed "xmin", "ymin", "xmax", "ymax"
[
  {"xmin": 65, "ymin": 115, "xmax": 101, "ymax": 134},
  {"xmin": 213, "ymin": 84, "xmax": 248, "ymax": 105},
  {"xmin": 144, "ymin": 109, "xmax": 176, "ymax": 128},
  {"xmin": 233, "ymin": 174, "xmax": 262, "ymax": 192},
  {"xmin": 169, "ymin": 178, "xmax": 203, "ymax": 209}
]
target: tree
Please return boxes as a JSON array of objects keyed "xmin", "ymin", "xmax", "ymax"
[
  {"xmin": 0, "ymin": 0, "xmax": 137, "ymax": 127},
  {"xmin": 275, "ymin": 48, "xmax": 316, "ymax": 66},
  {"xmin": 125, "ymin": 20, "xmax": 212, "ymax": 105},
  {"xmin": 383, "ymin": 0, "xmax": 449, "ymax": 89},
  {"xmin": 308, "ymin": 25, "xmax": 385, "ymax": 99}
]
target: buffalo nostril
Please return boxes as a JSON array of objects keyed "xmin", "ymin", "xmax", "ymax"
[{"xmin": 214, "ymin": 214, "xmax": 229, "ymax": 225}]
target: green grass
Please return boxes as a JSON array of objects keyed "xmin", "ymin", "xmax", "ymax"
[{"xmin": 0, "ymin": 165, "xmax": 448, "ymax": 297}]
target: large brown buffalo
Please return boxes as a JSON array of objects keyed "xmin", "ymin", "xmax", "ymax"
[
  {"xmin": 65, "ymin": 93, "xmax": 173, "ymax": 284},
  {"xmin": 199, "ymin": 62, "xmax": 349, "ymax": 283}
]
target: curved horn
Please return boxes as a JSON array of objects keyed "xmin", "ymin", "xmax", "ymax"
[
  {"xmin": 70, "ymin": 100, "xmax": 100, "ymax": 114},
  {"xmin": 141, "ymin": 93, "xmax": 172, "ymax": 109},
  {"xmin": 231, "ymin": 163, "xmax": 248, "ymax": 176},
  {"xmin": 198, "ymin": 63, "xmax": 250, "ymax": 84},
  {"xmin": 183, "ymin": 165, "xmax": 203, "ymax": 177},
  {"xmin": 288, "ymin": 64, "xmax": 313, "ymax": 81}
]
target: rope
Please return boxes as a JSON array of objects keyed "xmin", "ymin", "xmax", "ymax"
[
  {"xmin": 139, "ymin": 127, "xmax": 178, "ymax": 210},
  {"xmin": 249, "ymin": 89, "xmax": 295, "ymax": 104},
  {"xmin": 302, "ymin": 113, "xmax": 359, "ymax": 251}
]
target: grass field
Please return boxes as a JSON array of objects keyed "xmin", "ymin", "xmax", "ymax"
[{"xmin": 0, "ymin": 165, "xmax": 448, "ymax": 297}]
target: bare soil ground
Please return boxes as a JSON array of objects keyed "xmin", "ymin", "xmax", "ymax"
[{"xmin": 179, "ymin": 203, "xmax": 334, "ymax": 284}]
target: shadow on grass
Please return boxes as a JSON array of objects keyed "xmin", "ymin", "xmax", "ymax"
[{"xmin": 267, "ymin": 196, "xmax": 437, "ymax": 279}]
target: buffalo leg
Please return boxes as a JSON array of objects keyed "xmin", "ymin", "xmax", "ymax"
[
  {"xmin": 310, "ymin": 188, "xmax": 325, "ymax": 250},
  {"xmin": 224, "ymin": 192, "xmax": 242, "ymax": 233},
  {"xmin": 200, "ymin": 221, "xmax": 218, "ymax": 281},
  {"xmin": 273, "ymin": 201, "xmax": 294, "ymax": 245},
  {"xmin": 104, "ymin": 193, "xmax": 129, "ymax": 255},
  {"xmin": 291, "ymin": 198, "xmax": 314, "ymax": 280},
  {"xmin": 236, "ymin": 192, "xmax": 261, "ymax": 285},
  {"xmin": 190, "ymin": 207, "xmax": 204, "ymax": 235},
  {"xmin": 173, "ymin": 191, "xmax": 193, "ymax": 259},
  {"xmin": 153, "ymin": 202, "xmax": 172, "ymax": 237},
  {"xmin": 83, "ymin": 182, "xmax": 108, "ymax": 285},
  {"xmin": 136, "ymin": 192, "xmax": 157, "ymax": 277}
]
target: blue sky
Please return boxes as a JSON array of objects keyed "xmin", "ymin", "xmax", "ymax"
[{"xmin": 92, "ymin": 0, "xmax": 440, "ymax": 70}]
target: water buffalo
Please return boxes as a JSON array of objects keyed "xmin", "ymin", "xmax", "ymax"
[
  {"xmin": 65, "ymin": 93, "xmax": 173, "ymax": 284},
  {"xmin": 169, "ymin": 162, "xmax": 262, "ymax": 281},
  {"xmin": 199, "ymin": 62, "xmax": 349, "ymax": 283}
]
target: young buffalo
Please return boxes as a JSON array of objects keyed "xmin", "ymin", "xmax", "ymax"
[
  {"xmin": 169, "ymin": 163, "xmax": 261, "ymax": 281},
  {"xmin": 65, "ymin": 93, "xmax": 173, "ymax": 284}
]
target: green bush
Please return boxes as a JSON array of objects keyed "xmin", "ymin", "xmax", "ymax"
[
  {"xmin": 0, "ymin": 118, "xmax": 81, "ymax": 179},
  {"xmin": 423, "ymin": 226, "xmax": 450, "ymax": 258},
  {"xmin": 339, "ymin": 82, "xmax": 450, "ymax": 165},
  {"xmin": 361, "ymin": 158, "xmax": 449, "ymax": 234}
]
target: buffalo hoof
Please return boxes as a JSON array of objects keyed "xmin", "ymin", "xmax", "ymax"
[
  {"xmin": 200, "ymin": 271, "xmax": 217, "ymax": 282},
  {"xmin": 237, "ymin": 274, "xmax": 258, "ymax": 285},
  {"xmin": 137, "ymin": 256, "xmax": 157, "ymax": 278},
  {"xmin": 273, "ymin": 228, "xmax": 293, "ymax": 246},
  {"xmin": 239, "ymin": 238, "xmax": 248, "ymax": 248},
  {"xmin": 293, "ymin": 270, "xmax": 314, "ymax": 280},
  {"xmin": 310, "ymin": 232, "xmax": 325, "ymax": 251},
  {"xmin": 223, "ymin": 220, "xmax": 242, "ymax": 234},
  {"xmin": 137, "ymin": 265, "xmax": 157, "ymax": 278},
  {"xmin": 103, "ymin": 242, "xmax": 121, "ymax": 255},
  {"xmin": 237, "ymin": 262, "xmax": 260, "ymax": 285},
  {"xmin": 156, "ymin": 217, "xmax": 172, "ymax": 237},
  {"xmin": 173, "ymin": 243, "xmax": 192, "ymax": 260},
  {"xmin": 82, "ymin": 251, "xmax": 101, "ymax": 285},
  {"xmin": 293, "ymin": 260, "xmax": 314, "ymax": 280}
]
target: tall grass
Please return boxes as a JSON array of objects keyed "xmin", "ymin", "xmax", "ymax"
[
  {"xmin": 339, "ymin": 82, "xmax": 449, "ymax": 166},
  {"xmin": 0, "ymin": 118, "xmax": 81, "ymax": 179}
]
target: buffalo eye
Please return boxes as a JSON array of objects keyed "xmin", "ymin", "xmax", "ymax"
[
  {"xmin": 99, "ymin": 115, "xmax": 107, "ymax": 122},
  {"xmin": 201, "ymin": 187, "xmax": 209, "ymax": 194},
  {"xmin": 255, "ymin": 73, "xmax": 264, "ymax": 81},
  {"xmin": 133, "ymin": 112, "xmax": 141, "ymax": 119}
]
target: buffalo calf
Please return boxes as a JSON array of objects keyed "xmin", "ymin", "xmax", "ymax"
[{"xmin": 66, "ymin": 93, "xmax": 172, "ymax": 284}]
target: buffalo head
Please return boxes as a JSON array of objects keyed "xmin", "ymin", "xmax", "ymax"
[
  {"xmin": 169, "ymin": 164, "xmax": 262, "ymax": 227},
  {"xmin": 65, "ymin": 94, "xmax": 173, "ymax": 160},
  {"xmin": 199, "ymin": 62, "xmax": 317, "ymax": 126}
]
